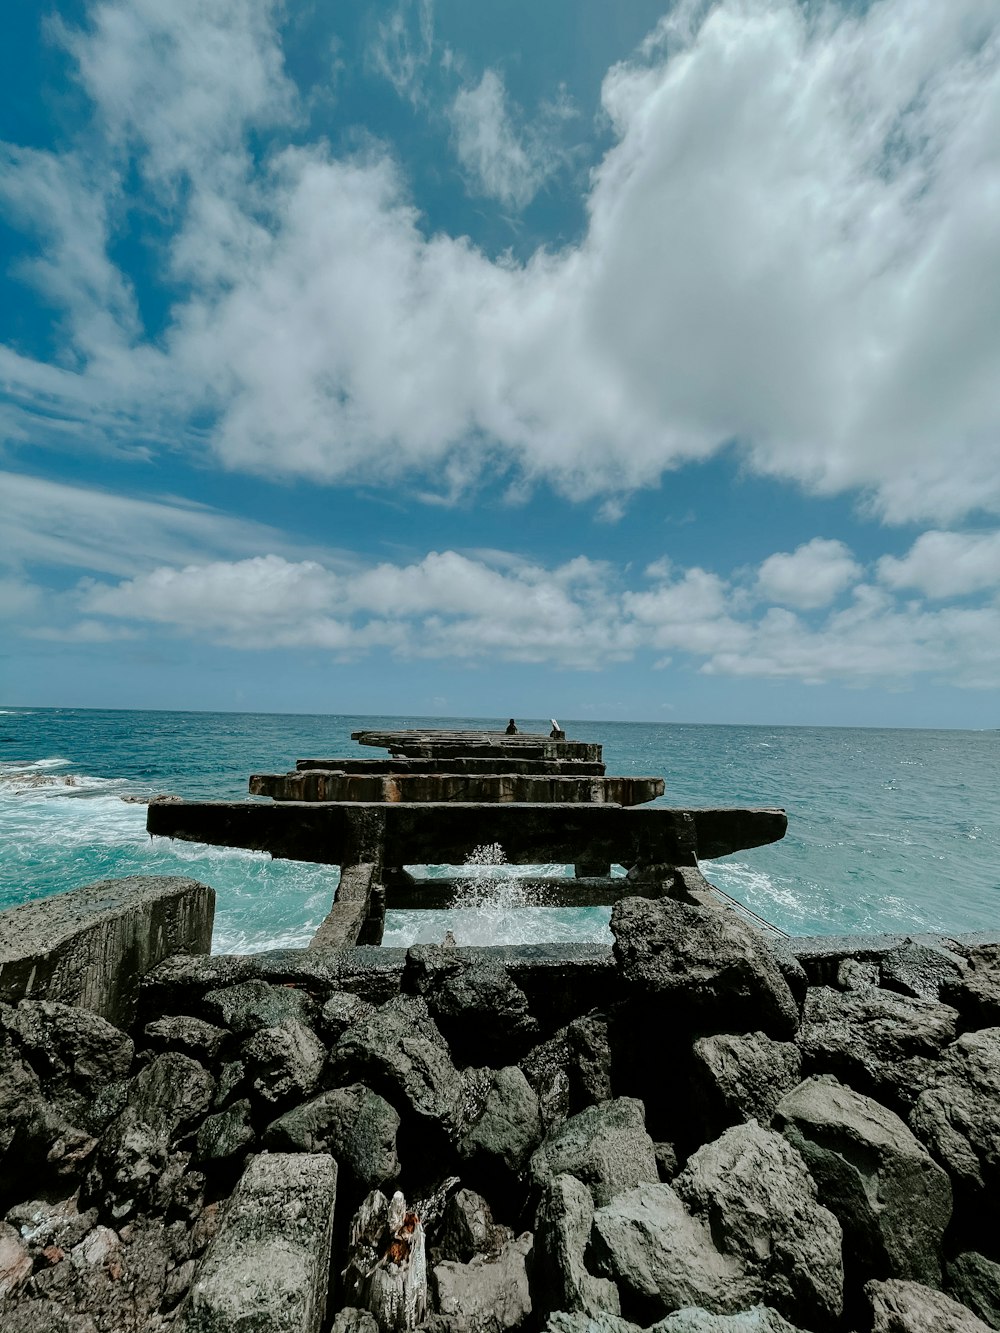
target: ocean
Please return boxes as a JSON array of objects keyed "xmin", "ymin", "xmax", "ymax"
[{"xmin": 1, "ymin": 708, "xmax": 996, "ymax": 952}]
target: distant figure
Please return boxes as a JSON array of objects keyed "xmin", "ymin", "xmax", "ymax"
[
  {"xmin": 549, "ymin": 718, "xmax": 566, "ymax": 740},
  {"xmin": 505, "ymin": 718, "xmax": 519, "ymax": 734}
]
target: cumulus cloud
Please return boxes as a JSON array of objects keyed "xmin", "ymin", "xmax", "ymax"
[
  {"xmin": 756, "ymin": 539, "xmax": 861, "ymax": 609},
  {"xmin": 2, "ymin": 0, "xmax": 1000, "ymax": 521},
  {"xmin": 877, "ymin": 530, "xmax": 1000, "ymax": 599}
]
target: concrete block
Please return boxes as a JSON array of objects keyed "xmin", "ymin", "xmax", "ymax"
[
  {"xmin": 0, "ymin": 875, "xmax": 215, "ymax": 1027},
  {"xmin": 182, "ymin": 1152, "xmax": 337, "ymax": 1333}
]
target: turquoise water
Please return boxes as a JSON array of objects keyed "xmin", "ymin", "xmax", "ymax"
[{"xmin": 1, "ymin": 708, "xmax": 997, "ymax": 951}]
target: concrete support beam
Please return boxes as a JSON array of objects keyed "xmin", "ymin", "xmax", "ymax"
[
  {"xmin": 250, "ymin": 771, "xmax": 664, "ymax": 806},
  {"xmin": 310, "ymin": 862, "xmax": 385, "ymax": 949},
  {"xmin": 148, "ymin": 800, "xmax": 786, "ymax": 869},
  {"xmin": 0, "ymin": 875, "xmax": 215, "ymax": 1027},
  {"xmin": 382, "ymin": 873, "xmax": 672, "ymax": 910},
  {"xmin": 352, "ymin": 730, "xmax": 602, "ymax": 763},
  {"xmin": 295, "ymin": 757, "xmax": 607, "ymax": 776},
  {"xmin": 181, "ymin": 1153, "xmax": 337, "ymax": 1333}
]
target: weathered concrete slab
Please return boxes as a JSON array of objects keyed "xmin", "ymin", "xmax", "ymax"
[
  {"xmin": 250, "ymin": 771, "xmax": 664, "ymax": 806},
  {"xmin": 0, "ymin": 875, "xmax": 215, "ymax": 1026},
  {"xmin": 182, "ymin": 1152, "xmax": 337, "ymax": 1333},
  {"xmin": 147, "ymin": 801, "xmax": 786, "ymax": 868},
  {"xmin": 296, "ymin": 757, "xmax": 607, "ymax": 776},
  {"xmin": 383, "ymin": 873, "xmax": 671, "ymax": 910},
  {"xmin": 310, "ymin": 862, "xmax": 385, "ymax": 949},
  {"xmin": 352, "ymin": 729, "xmax": 602, "ymax": 763}
]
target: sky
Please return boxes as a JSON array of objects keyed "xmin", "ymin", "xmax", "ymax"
[{"xmin": 1, "ymin": 0, "xmax": 999, "ymax": 727}]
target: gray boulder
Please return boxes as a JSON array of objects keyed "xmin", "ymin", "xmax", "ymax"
[
  {"xmin": 319, "ymin": 992, "xmax": 377, "ymax": 1041},
  {"xmin": 590, "ymin": 1183, "xmax": 755, "ymax": 1319},
  {"xmin": 611, "ymin": 898, "xmax": 798, "ymax": 1039},
  {"xmin": 406, "ymin": 948, "xmax": 539, "ymax": 1067},
  {"xmin": 242, "ymin": 1019, "xmax": 326, "ymax": 1106},
  {"xmin": 797, "ymin": 986, "xmax": 958, "ymax": 1110},
  {"xmin": 910, "ymin": 1028, "xmax": 1000, "ymax": 1197},
  {"xmin": 774, "ymin": 1076, "xmax": 952, "ymax": 1285},
  {"xmin": 194, "ymin": 1098, "xmax": 255, "ymax": 1164},
  {"xmin": 675, "ymin": 1122, "xmax": 843, "ymax": 1329},
  {"xmin": 865, "ymin": 1278, "xmax": 994, "ymax": 1331},
  {"xmin": 432, "ymin": 1231, "xmax": 533, "ymax": 1333},
  {"xmin": 880, "ymin": 940, "xmax": 966, "ymax": 1002},
  {"xmin": 533, "ymin": 1173, "xmax": 621, "ymax": 1319},
  {"xmin": 459, "ymin": 1065, "xmax": 543, "ymax": 1175},
  {"xmin": 333, "ymin": 995, "xmax": 464, "ymax": 1131},
  {"xmin": 545, "ymin": 1315, "xmax": 639, "ymax": 1333},
  {"xmin": 332, "ymin": 1310, "xmax": 380, "ymax": 1333},
  {"xmin": 691, "ymin": 1032, "xmax": 802, "ymax": 1134},
  {"xmin": 941, "ymin": 943, "xmax": 1000, "ymax": 1029},
  {"xmin": 201, "ymin": 978, "xmax": 314, "ymax": 1034},
  {"xmin": 264, "ymin": 1084, "xmax": 400, "ymax": 1187},
  {"xmin": 521, "ymin": 1014, "xmax": 614, "ymax": 1129},
  {"xmin": 144, "ymin": 1014, "xmax": 227, "ymax": 1063},
  {"xmin": 433, "ymin": 1188, "xmax": 514, "ymax": 1265},
  {"xmin": 948, "ymin": 1253, "xmax": 1000, "ymax": 1330},
  {"xmin": 651, "ymin": 1309, "xmax": 807, "ymax": 1333},
  {"xmin": 530, "ymin": 1098, "xmax": 659, "ymax": 1208}
]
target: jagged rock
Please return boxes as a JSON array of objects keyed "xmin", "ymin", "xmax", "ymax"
[
  {"xmin": 194, "ymin": 1098, "xmax": 255, "ymax": 1164},
  {"xmin": 0, "ymin": 1220, "xmax": 32, "ymax": 1298},
  {"xmin": 521, "ymin": 1032, "xmax": 573, "ymax": 1133},
  {"xmin": 653, "ymin": 1143, "xmax": 678, "ymax": 1181},
  {"xmin": 910, "ymin": 1028, "xmax": 1000, "ymax": 1197},
  {"xmin": 545, "ymin": 1314, "xmax": 639, "ymax": 1333},
  {"xmin": 0, "ymin": 1299, "xmax": 98, "ymax": 1332},
  {"xmin": 590, "ymin": 1183, "xmax": 755, "ymax": 1321},
  {"xmin": 651, "ymin": 1309, "xmax": 807, "ymax": 1332},
  {"xmin": 674, "ymin": 1122, "xmax": 843, "ymax": 1329},
  {"xmin": 432, "ymin": 1231, "xmax": 533, "ymax": 1333},
  {"xmin": 406, "ymin": 948, "xmax": 539, "ymax": 1066},
  {"xmin": 6, "ymin": 1195, "xmax": 98, "ymax": 1256},
  {"xmin": 880, "ymin": 940, "xmax": 966, "ymax": 1002},
  {"xmin": 0, "ymin": 1034, "xmax": 44, "ymax": 1158},
  {"xmin": 458, "ymin": 1066, "xmax": 543, "ymax": 1175},
  {"xmin": 143, "ymin": 1015, "xmax": 227, "ymax": 1063},
  {"xmin": 534, "ymin": 1173, "xmax": 621, "ymax": 1319},
  {"xmin": 836, "ymin": 958, "xmax": 880, "ymax": 991},
  {"xmin": 212, "ymin": 1059, "xmax": 245, "ymax": 1108},
  {"xmin": 942, "ymin": 945, "xmax": 1000, "ymax": 1030},
  {"xmin": 865, "ymin": 1277, "xmax": 994, "ymax": 1331},
  {"xmin": 332, "ymin": 995, "xmax": 464, "ymax": 1131},
  {"xmin": 690, "ymin": 1032, "xmax": 802, "ymax": 1134},
  {"xmin": 565, "ymin": 1014, "xmax": 614, "ymax": 1106},
  {"xmin": 797, "ymin": 986, "xmax": 958, "ymax": 1111},
  {"xmin": 320, "ymin": 992, "xmax": 377, "ymax": 1041},
  {"xmin": 264, "ymin": 1084, "xmax": 400, "ymax": 1188},
  {"xmin": 774, "ymin": 1076, "xmax": 952, "ymax": 1286},
  {"xmin": 611, "ymin": 898, "xmax": 798, "ymax": 1040},
  {"xmin": 530, "ymin": 1099, "xmax": 659, "ymax": 1209},
  {"xmin": 242, "ymin": 1019, "xmax": 326, "ymax": 1106},
  {"xmin": 332, "ymin": 1310, "xmax": 381, "ymax": 1333},
  {"xmin": 948, "ymin": 1253, "xmax": 1000, "ymax": 1330},
  {"xmin": 432, "ymin": 1188, "xmax": 513, "ymax": 1265},
  {"xmin": 201, "ymin": 978, "xmax": 314, "ymax": 1034}
]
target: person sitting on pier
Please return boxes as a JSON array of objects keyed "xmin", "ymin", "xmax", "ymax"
[{"xmin": 505, "ymin": 718, "xmax": 519, "ymax": 735}]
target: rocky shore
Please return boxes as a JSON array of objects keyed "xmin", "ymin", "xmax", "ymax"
[{"xmin": 3, "ymin": 877, "xmax": 1000, "ymax": 1332}]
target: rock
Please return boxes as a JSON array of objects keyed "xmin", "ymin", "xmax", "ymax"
[
  {"xmin": 213, "ymin": 1059, "xmax": 245, "ymax": 1108},
  {"xmin": 243, "ymin": 1020, "xmax": 326, "ymax": 1105},
  {"xmin": 910, "ymin": 1028, "xmax": 1000, "ymax": 1197},
  {"xmin": 611, "ymin": 898, "xmax": 798, "ymax": 1040},
  {"xmin": 530, "ymin": 1099, "xmax": 659, "ymax": 1209},
  {"xmin": 432, "ymin": 1231, "xmax": 533, "ymax": 1333},
  {"xmin": 332, "ymin": 1310, "xmax": 381, "ymax": 1333},
  {"xmin": 184, "ymin": 1152, "xmax": 337, "ymax": 1333},
  {"xmin": 458, "ymin": 1066, "xmax": 543, "ymax": 1175},
  {"xmin": 865, "ymin": 1277, "xmax": 994, "ymax": 1331},
  {"xmin": 690, "ymin": 1032, "xmax": 802, "ymax": 1135},
  {"xmin": 942, "ymin": 945, "xmax": 1000, "ymax": 1030},
  {"xmin": 320, "ymin": 992, "xmax": 377, "ymax": 1041},
  {"xmin": 201, "ymin": 979, "xmax": 314, "ymax": 1035},
  {"xmin": 194, "ymin": 1099, "xmax": 255, "ymax": 1164},
  {"xmin": 545, "ymin": 1314, "xmax": 639, "ymax": 1333},
  {"xmin": 332, "ymin": 995, "xmax": 464, "ymax": 1131},
  {"xmin": 6, "ymin": 1196, "xmax": 98, "ymax": 1256},
  {"xmin": 590, "ymin": 1183, "xmax": 755, "ymax": 1321},
  {"xmin": 433, "ymin": 1188, "xmax": 514, "ymax": 1265},
  {"xmin": 674, "ymin": 1122, "xmax": 843, "ymax": 1329},
  {"xmin": 264, "ymin": 1084, "xmax": 401, "ymax": 1188},
  {"xmin": 651, "ymin": 1310, "xmax": 807, "ymax": 1333},
  {"xmin": 0, "ymin": 1220, "xmax": 32, "ymax": 1298},
  {"xmin": 0, "ymin": 1298, "xmax": 98, "ymax": 1332},
  {"xmin": 797, "ymin": 986, "xmax": 958, "ymax": 1111},
  {"xmin": 406, "ymin": 948, "xmax": 539, "ymax": 1067},
  {"xmin": 880, "ymin": 940, "xmax": 966, "ymax": 1002},
  {"xmin": 774, "ymin": 1076, "xmax": 952, "ymax": 1286},
  {"xmin": 144, "ymin": 1015, "xmax": 227, "ymax": 1063},
  {"xmin": 69, "ymin": 1223, "xmax": 119, "ymax": 1269},
  {"xmin": 129, "ymin": 1050, "xmax": 216, "ymax": 1135},
  {"xmin": 521, "ymin": 1032, "xmax": 573, "ymax": 1133},
  {"xmin": 0, "ymin": 1033, "xmax": 44, "ymax": 1161},
  {"xmin": 836, "ymin": 958, "xmax": 880, "ymax": 991},
  {"xmin": 948, "ymin": 1253, "xmax": 1000, "ymax": 1330},
  {"xmin": 653, "ymin": 1143, "xmax": 678, "ymax": 1181},
  {"xmin": 534, "ymin": 1173, "xmax": 621, "ymax": 1319}
]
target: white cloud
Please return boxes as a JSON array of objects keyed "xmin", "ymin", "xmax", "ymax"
[
  {"xmin": 2, "ymin": 0, "xmax": 1000, "ymax": 521},
  {"xmin": 878, "ymin": 530, "xmax": 1000, "ymax": 599},
  {"xmin": 368, "ymin": 0, "xmax": 435, "ymax": 104},
  {"xmin": 449, "ymin": 70, "xmax": 558, "ymax": 210},
  {"xmin": 756, "ymin": 539, "xmax": 861, "ymax": 609}
]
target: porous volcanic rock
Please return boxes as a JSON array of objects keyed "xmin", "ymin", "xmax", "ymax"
[
  {"xmin": 690, "ymin": 1032, "xmax": 802, "ymax": 1135},
  {"xmin": 611, "ymin": 899, "xmax": 798, "ymax": 1040},
  {"xmin": 143, "ymin": 1015, "xmax": 226, "ymax": 1064},
  {"xmin": 773, "ymin": 1076, "xmax": 952, "ymax": 1286},
  {"xmin": 947, "ymin": 1253, "xmax": 1000, "ymax": 1330},
  {"xmin": 242, "ymin": 1019, "xmax": 325, "ymax": 1106},
  {"xmin": 530, "ymin": 1098, "xmax": 659, "ymax": 1209},
  {"xmin": 865, "ymin": 1277, "xmax": 994, "ymax": 1332},
  {"xmin": 432, "ymin": 1188, "xmax": 513, "ymax": 1266},
  {"xmin": 264, "ymin": 1084, "xmax": 401, "ymax": 1188},
  {"xmin": 533, "ymin": 1172, "xmax": 621, "ymax": 1319},
  {"xmin": 406, "ymin": 948, "xmax": 539, "ymax": 1067},
  {"xmin": 651, "ymin": 1309, "xmax": 808, "ymax": 1333},
  {"xmin": 457, "ymin": 1065, "xmax": 543, "ymax": 1176},
  {"xmin": 201, "ymin": 979, "xmax": 314, "ymax": 1035},
  {"xmin": 942, "ymin": 944, "xmax": 1000, "ymax": 1030},
  {"xmin": 879, "ymin": 940, "xmax": 966, "ymax": 1003},
  {"xmin": 194, "ymin": 1099, "xmax": 255, "ymax": 1165},
  {"xmin": 432, "ymin": 1232, "xmax": 533, "ymax": 1333},
  {"xmin": 909, "ymin": 1028, "xmax": 1000, "ymax": 1198}
]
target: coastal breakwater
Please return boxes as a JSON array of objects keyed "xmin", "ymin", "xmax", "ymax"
[{"xmin": 3, "ymin": 873, "xmax": 1000, "ymax": 1332}]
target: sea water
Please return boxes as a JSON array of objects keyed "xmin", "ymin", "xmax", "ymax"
[{"xmin": 1, "ymin": 708, "xmax": 997, "ymax": 952}]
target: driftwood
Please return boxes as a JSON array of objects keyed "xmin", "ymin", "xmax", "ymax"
[{"xmin": 342, "ymin": 1190, "xmax": 428, "ymax": 1331}]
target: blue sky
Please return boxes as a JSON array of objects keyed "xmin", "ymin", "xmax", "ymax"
[{"xmin": 2, "ymin": 0, "xmax": 999, "ymax": 726}]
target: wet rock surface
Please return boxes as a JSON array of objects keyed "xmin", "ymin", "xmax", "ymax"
[{"xmin": 2, "ymin": 902, "xmax": 999, "ymax": 1333}]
